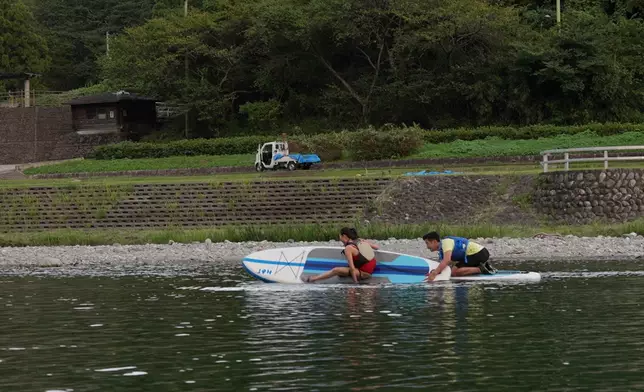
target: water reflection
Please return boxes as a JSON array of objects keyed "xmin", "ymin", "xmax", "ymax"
[{"xmin": 0, "ymin": 263, "xmax": 642, "ymax": 391}]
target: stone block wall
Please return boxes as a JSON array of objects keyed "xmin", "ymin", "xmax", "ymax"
[
  {"xmin": 534, "ymin": 169, "xmax": 644, "ymax": 223},
  {"xmin": 0, "ymin": 107, "xmax": 123, "ymax": 164},
  {"xmin": 0, "ymin": 178, "xmax": 392, "ymax": 232}
]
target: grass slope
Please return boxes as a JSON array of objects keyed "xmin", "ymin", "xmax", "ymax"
[
  {"xmin": 411, "ymin": 131, "xmax": 644, "ymax": 158},
  {"xmin": 24, "ymin": 131, "xmax": 644, "ymax": 175}
]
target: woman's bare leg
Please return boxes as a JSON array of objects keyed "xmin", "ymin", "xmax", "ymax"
[{"xmin": 307, "ymin": 267, "xmax": 351, "ymax": 282}]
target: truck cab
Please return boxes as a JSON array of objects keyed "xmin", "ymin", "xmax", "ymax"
[{"xmin": 255, "ymin": 141, "xmax": 321, "ymax": 172}]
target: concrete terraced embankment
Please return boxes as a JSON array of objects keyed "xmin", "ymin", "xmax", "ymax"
[
  {"xmin": 4, "ymin": 169, "xmax": 644, "ymax": 233},
  {"xmin": 0, "ymin": 178, "xmax": 392, "ymax": 232}
]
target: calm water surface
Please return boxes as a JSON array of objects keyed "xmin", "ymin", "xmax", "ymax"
[{"xmin": 1, "ymin": 260, "xmax": 644, "ymax": 391}]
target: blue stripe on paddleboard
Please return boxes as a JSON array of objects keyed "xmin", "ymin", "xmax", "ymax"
[
  {"xmin": 306, "ymin": 257, "xmax": 429, "ymax": 275},
  {"xmin": 241, "ymin": 262, "xmax": 276, "ymax": 283},
  {"xmin": 386, "ymin": 255, "xmax": 431, "ymax": 268},
  {"xmin": 302, "ymin": 267, "xmax": 428, "ymax": 277},
  {"xmin": 244, "ymin": 258, "xmax": 429, "ymax": 275}
]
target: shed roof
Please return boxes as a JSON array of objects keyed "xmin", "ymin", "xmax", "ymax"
[{"xmin": 68, "ymin": 91, "xmax": 157, "ymax": 106}]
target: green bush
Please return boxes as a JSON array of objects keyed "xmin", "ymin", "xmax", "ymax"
[
  {"xmin": 347, "ymin": 125, "xmax": 424, "ymax": 161},
  {"xmin": 297, "ymin": 132, "xmax": 347, "ymax": 162},
  {"xmin": 88, "ymin": 133, "xmax": 349, "ymax": 161}
]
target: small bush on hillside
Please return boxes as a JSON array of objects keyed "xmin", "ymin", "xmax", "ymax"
[
  {"xmin": 297, "ymin": 132, "xmax": 347, "ymax": 161},
  {"xmin": 347, "ymin": 125, "xmax": 424, "ymax": 161}
]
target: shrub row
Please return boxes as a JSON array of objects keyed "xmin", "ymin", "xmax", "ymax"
[
  {"xmin": 89, "ymin": 136, "xmax": 267, "ymax": 159},
  {"xmin": 422, "ymin": 122, "xmax": 644, "ymax": 143},
  {"xmin": 88, "ymin": 122, "xmax": 644, "ymax": 161},
  {"xmin": 89, "ymin": 127, "xmax": 425, "ymax": 162},
  {"xmin": 88, "ymin": 134, "xmax": 348, "ymax": 160}
]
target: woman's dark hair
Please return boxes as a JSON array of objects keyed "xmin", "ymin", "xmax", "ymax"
[{"xmin": 340, "ymin": 227, "xmax": 359, "ymax": 240}]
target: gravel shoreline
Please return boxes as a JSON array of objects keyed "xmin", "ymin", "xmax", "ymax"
[{"xmin": 0, "ymin": 235, "xmax": 643, "ymax": 276}]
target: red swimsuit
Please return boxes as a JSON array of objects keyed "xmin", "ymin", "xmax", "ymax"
[
  {"xmin": 346, "ymin": 243, "xmax": 377, "ymax": 274},
  {"xmin": 358, "ymin": 257, "xmax": 377, "ymax": 274}
]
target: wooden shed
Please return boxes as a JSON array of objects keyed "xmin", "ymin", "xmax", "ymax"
[{"xmin": 68, "ymin": 91, "xmax": 157, "ymax": 139}]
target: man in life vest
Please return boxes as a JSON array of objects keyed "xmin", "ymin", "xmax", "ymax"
[
  {"xmin": 304, "ymin": 227, "xmax": 379, "ymax": 283},
  {"xmin": 422, "ymin": 231, "xmax": 496, "ymax": 282}
]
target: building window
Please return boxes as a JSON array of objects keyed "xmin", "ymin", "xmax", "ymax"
[
  {"xmin": 98, "ymin": 109, "xmax": 107, "ymax": 120},
  {"xmin": 109, "ymin": 110, "xmax": 115, "ymax": 119}
]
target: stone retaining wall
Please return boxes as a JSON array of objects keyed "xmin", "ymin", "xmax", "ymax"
[
  {"xmin": 0, "ymin": 107, "xmax": 123, "ymax": 164},
  {"xmin": 0, "ymin": 178, "xmax": 392, "ymax": 232},
  {"xmin": 3, "ymin": 170, "xmax": 644, "ymax": 232},
  {"xmin": 534, "ymin": 169, "xmax": 644, "ymax": 223}
]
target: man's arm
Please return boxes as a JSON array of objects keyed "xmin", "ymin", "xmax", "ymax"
[
  {"xmin": 426, "ymin": 250, "xmax": 452, "ymax": 282},
  {"xmin": 435, "ymin": 250, "xmax": 452, "ymax": 274}
]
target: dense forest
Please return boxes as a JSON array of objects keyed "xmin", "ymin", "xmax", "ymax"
[{"xmin": 3, "ymin": 0, "xmax": 644, "ymax": 136}]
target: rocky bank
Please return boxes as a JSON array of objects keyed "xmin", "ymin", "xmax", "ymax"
[{"xmin": 1, "ymin": 235, "xmax": 643, "ymax": 276}]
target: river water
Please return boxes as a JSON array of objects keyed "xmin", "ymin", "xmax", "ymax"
[{"xmin": 1, "ymin": 260, "xmax": 644, "ymax": 391}]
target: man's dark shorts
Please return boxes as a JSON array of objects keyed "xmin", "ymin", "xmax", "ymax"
[{"xmin": 455, "ymin": 248, "xmax": 496, "ymax": 274}]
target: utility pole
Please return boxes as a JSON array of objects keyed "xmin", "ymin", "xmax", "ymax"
[
  {"xmin": 24, "ymin": 77, "xmax": 31, "ymax": 108},
  {"xmin": 184, "ymin": 0, "xmax": 189, "ymax": 138},
  {"xmin": 556, "ymin": 0, "xmax": 561, "ymax": 24},
  {"xmin": 106, "ymin": 31, "xmax": 110, "ymax": 57}
]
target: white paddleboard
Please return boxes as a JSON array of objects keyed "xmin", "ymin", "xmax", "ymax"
[{"xmin": 242, "ymin": 246, "xmax": 451, "ymax": 284}]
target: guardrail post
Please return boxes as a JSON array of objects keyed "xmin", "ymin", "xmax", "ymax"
[
  {"xmin": 604, "ymin": 150, "xmax": 609, "ymax": 169},
  {"xmin": 543, "ymin": 154, "xmax": 548, "ymax": 173},
  {"xmin": 564, "ymin": 152, "xmax": 569, "ymax": 171}
]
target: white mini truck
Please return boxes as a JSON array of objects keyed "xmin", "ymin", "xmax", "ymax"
[{"xmin": 254, "ymin": 141, "xmax": 321, "ymax": 171}]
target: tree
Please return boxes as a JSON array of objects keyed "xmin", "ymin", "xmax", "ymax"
[
  {"xmin": 101, "ymin": 8, "xmax": 260, "ymax": 135},
  {"xmin": 505, "ymin": 10, "xmax": 644, "ymax": 124},
  {"xmin": 99, "ymin": 0, "xmax": 644, "ymax": 134},
  {"xmin": 0, "ymin": 0, "xmax": 49, "ymax": 91},
  {"xmin": 604, "ymin": 0, "xmax": 644, "ymax": 18},
  {"xmin": 31, "ymin": 0, "xmax": 155, "ymax": 90},
  {"xmin": 243, "ymin": 0, "xmax": 528, "ymax": 127}
]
